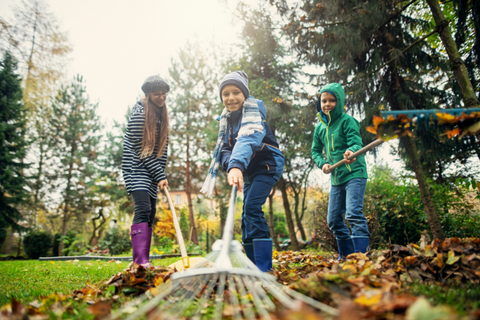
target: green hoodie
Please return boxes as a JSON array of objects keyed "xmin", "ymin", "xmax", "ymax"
[{"xmin": 311, "ymin": 83, "xmax": 368, "ymax": 185}]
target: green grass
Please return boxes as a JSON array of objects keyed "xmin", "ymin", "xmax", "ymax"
[
  {"xmin": 0, "ymin": 257, "xmax": 181, "ymax": 307},
  {"xmin": 406, "ymin": 282, "xmax": 480, "ymax": 314}
]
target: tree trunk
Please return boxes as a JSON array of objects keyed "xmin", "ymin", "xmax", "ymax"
[
  {"xmin": 214, "ymin": 186, "xmax": 227, "ymax": 236},
  {"xmin": 392, "ymin": 71, "xmax": 445, "ymax": 240},
  {"xmin": 59, "ymin": 143, "xmax": 75, "ymax": 255},
  {"xmin": 425, "ymin": 0, "xmax": 480, "ymax": 109},
  {"xmin": 278, "ymin": 177, "xmax": 300, "ymax": 251},
  {"xmin": 16, "ymin": 231, "xmax": 22, "ymax": 257},
  {"xmin": 0, "ymin": 227, "xmax": 13, "ymax": 254},
  {"xmin": 89, "ymin": 210, "xmax": 107, "ymax": 245},
  {"xmin": 292, "ymin": 191, "xmax": 307, "ymax": 241},
  {"xmin": 403, "ymin": 135, "xmax": 445, "ymax": 240},
  {"xmin": 268, "ymin": 187, "xmax": 280, "ymax": 251},
  {"xmin": 185, "ymin": 134, "xmax": 198, "ymax": 245}
]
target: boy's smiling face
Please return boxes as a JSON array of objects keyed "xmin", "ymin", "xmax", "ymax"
[
  {"xmin": 221, "ymin": 84, "xmax": 245, "ymax": 112},
  {"xmin": 320, "ymin": 92, "xmax": 337, "ymax": 115}
]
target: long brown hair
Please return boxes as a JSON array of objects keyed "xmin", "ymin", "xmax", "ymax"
[{"xmin": 140, "ymin": 94, "xmax": 169, "ymax": 158}]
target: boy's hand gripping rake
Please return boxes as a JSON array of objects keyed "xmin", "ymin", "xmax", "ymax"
[{"xmin": 118, "ymin": 184, "xmax": 339, "ymax": 320}]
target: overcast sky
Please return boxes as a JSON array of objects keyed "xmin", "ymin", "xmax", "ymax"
[{"xmin": 1, "ymin": 0, "xmax": 248, "ymax": 125}]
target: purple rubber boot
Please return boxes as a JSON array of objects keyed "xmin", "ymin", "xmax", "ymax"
[{"xmin": 130, "ymin": 223, "xmax": 151, "ymax": 267}]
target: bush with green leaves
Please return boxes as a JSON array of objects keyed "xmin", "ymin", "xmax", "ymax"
[
  {"xmin": 53, "ymin": 230, "xmax": 77, "ymax": 256},
  {"xmin": 364, "ymin": 166, "xmax": 480, "ymax": 245},
  {"xmin": 314, "ymin": 166, "xmax": 480, "ymax": 247},
  {"xmin": 23, "ymin": 230, "xmax": 52, "ymax": 259},
  {"xmin": 98, "ymin": 228, "xmax": 131, "ymax": 255}
]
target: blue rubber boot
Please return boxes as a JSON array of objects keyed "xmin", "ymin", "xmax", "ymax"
[
  {"xmin": 336, "ymin": 238, "xmax": 355, "ymax": 260},
  {"xmin": 243, "ymin": 242, "xmax": 256, "ymax": 265},
  {"xmin": 253, "ymin": 239, "xmax": 273, "ymax": 272},
  {"xmin": 353, "ymin": 237, "xmax": 370, "ymax": 253}
]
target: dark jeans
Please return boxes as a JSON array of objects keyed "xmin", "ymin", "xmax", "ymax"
[
  {"xmin": 131, "ymin": 191, "xmax": 157, "ymax": 227},
  {"xmin": 241, "ymin": 174, "xmax": 277, "ymax": 243}
]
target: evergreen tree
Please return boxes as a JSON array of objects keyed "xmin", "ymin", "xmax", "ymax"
[
  {"xmin": 50, "ymin": 75, "xmax": 103, "ymax": 254},
  {"xmin": 168, "ymin": 42, "xmax": 219, "ymax": 245},
  {"xmin": 268, "ymin": 0, "xmax": 480, "ymax": 239},
  {"xmin": 0, "ymin": 52, "xmax": 29, "ymax": 243},
  {"xmin": 0, "ymin": 0, "xmax": 71, "ymax": 229}
]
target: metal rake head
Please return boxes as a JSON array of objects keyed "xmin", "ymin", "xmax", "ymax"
[{"xmin": 113, "ymin": 240, "xmax": 338, "ymax": 320}]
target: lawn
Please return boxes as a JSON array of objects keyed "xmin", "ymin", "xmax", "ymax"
[
  {"xmin": 1, "ymin": 245, "xmax": 479, "ymax": 319},
  {"xmin": 0, "ymin": 257, "xmax": 180, "ymax": 307}
]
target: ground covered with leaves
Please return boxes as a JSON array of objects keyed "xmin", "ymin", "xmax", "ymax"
[{"xmin": 1, "ymin": 238, "xmax": 480, "ymax": 319}]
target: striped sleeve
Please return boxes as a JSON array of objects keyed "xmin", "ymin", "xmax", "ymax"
[{"xmin": 123, "ymin": 104, "xmax": 167, "ymax": 182}]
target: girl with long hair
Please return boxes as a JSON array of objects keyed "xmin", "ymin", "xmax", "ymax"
[{"xmin": 122, "ymin": 75, "xmax": 170, "ymax": 267}]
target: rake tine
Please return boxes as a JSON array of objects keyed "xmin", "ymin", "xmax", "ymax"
[
  {"xmin": 121, "ymin": 280, "xmax": 176, "ymax": 320},
  {"xmin": 227, "ymin": 274, "xmax": 243, "ymax": 320},
  {"xmin": 190, "ymin": 273, "xmax": 220, "ymax": 320},
  {"xmin": 261, "ymin": 279, "xmax": 296, "ymax": 308},
  {"xmin": 242, "ymin": 275, "xmax": 273, "ymax": 320},
  {"xmin": 280, "ymin": 284, "xmax": 340, "ymax": 317},
  {"xmin": 213, "ymin": 273, "xmax": 227, "ymax": 320},
  {"xmin": 166, "ymin": 275, "xmax": 211, "ymax": 317},
  {"xmin": 233, "ymin": 275, "xmax": 256, "ymax": 320}
]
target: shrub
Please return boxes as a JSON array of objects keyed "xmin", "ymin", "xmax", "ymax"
[
  {"xmin": 360, "ymin": 166, "xmax": 480, "ymax": 245},
  {"xmin": 24, "ymin": 230, "xmax": 52, "ymax": 259},
  {"xmin": 52, "ymin": 230, "xmax": 77, "ymax": 256},
  {"xmin": 99, "ymin": 228, "xmax": 131, "ymax": 255}
]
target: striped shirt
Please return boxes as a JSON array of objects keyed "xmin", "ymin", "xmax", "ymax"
[{"xmin": 122, "ymin": 101, "xmax": 168, "ymax": 199}]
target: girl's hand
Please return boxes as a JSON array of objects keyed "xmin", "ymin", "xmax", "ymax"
[
  {"xmin": 322, "ymin": 164, "xmax": 332, "ymax": 174},
  {"xmin": 228, "ymin": 168, "xmax": 243, "ymax": 191},
  {"xmin": 158, "ymin": 179, "xmax": 169, "ymax": 191},
  {"xmin": 343, "ymin": 150, "xmax": 356, "ymax": 164}
]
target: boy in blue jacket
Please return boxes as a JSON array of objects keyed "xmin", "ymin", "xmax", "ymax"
[{"xmin": 201, "ymin": 71, "xmax": 284, "ymax": 272}]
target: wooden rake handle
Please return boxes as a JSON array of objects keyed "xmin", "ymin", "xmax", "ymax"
[
  {"xmin": 164, "ymin": 187, "xmax": 189, "ymax": 269},
  {"xmin": 328, "ymin": 139, "xmax": 384, "ymax": 171}
]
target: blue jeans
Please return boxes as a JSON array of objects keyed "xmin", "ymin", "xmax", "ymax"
[
  {"xmin": 327, "ymin": 178, "xmax": 369, "ymax": 240},
  {"xmin": 241, "ymin": 175, "xmax": 277, "ymax": 243}
]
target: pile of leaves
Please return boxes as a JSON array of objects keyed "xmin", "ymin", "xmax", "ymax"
[{"xmin": 273, "ymin": 236, "xmax": 480, "ymax": 319}]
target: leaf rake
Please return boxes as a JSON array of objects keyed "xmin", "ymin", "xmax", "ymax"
[{"xmin": 113, "ymin": 185, "xmax": 339, "ymax": 320}]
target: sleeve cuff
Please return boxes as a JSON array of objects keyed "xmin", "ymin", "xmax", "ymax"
[{"xmin": 228, "ymin": 162, "xmax": 245, "ymax": 173}]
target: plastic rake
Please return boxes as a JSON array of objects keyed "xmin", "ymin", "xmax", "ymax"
[
  {"xmin": 114, "ymin": 185, "xmax": 339, "ymax": 320},
  {"xmin": 380, "ymin": 108, "xmax": 480, "ymax": 130}
]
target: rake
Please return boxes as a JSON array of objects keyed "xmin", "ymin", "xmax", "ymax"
[
  {"xmin": 380, "ymin": 108, "xmax": 480, "ymax": 130},
  {"xmin": 114, "ymin": 184, "xmax": 339, "ymax": 320},
  {"xmin": 163, "ymin": 187, "xmax": 207, "ymax": 271}
]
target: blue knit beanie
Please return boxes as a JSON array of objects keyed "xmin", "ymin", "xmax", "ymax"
[{"xmin": 219, "ymin": 71, "xmax": 250, "ymax": 101}]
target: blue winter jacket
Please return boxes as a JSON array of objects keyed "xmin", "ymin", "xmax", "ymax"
[{"xmin": 220, "ymin": 97, "xmax": 284, "ymax": 181}]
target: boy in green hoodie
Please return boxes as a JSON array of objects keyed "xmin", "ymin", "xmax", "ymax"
[{"xmin": 311, "ymin": 83, "xmax": 370, "ymax": 259}]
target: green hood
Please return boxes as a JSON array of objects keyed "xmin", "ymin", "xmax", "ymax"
[{"xmin": 316, "ymin": 83, "xmax": 345, "ymax": 124}]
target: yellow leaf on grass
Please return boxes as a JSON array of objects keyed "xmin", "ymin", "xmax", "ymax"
[{"xmin": 354, "ymin": 292, "xmax": 382, "ymax": 307}]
